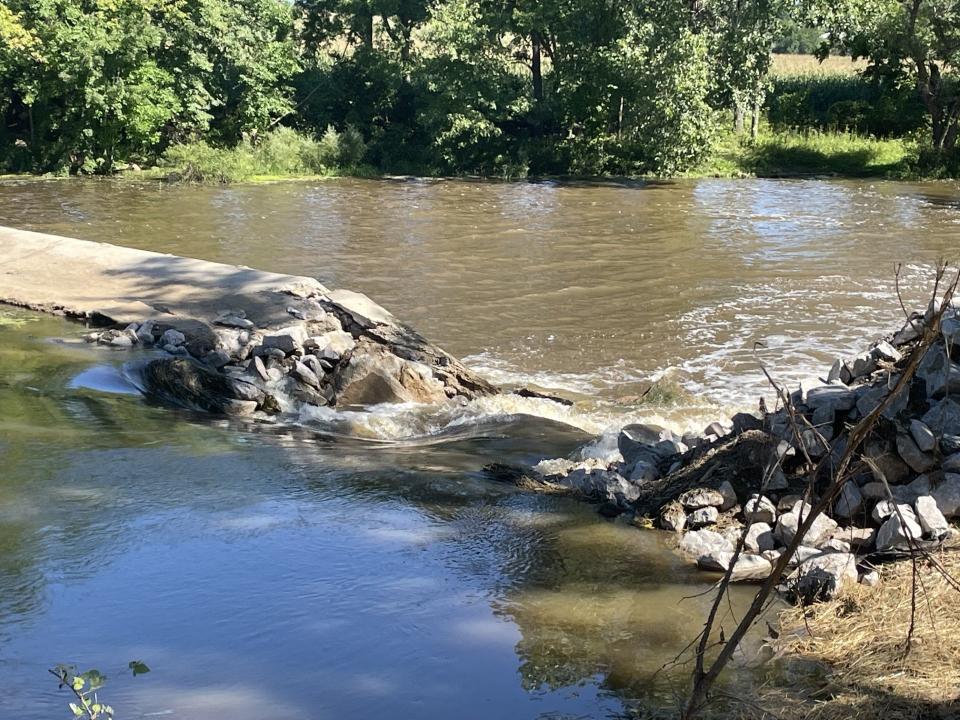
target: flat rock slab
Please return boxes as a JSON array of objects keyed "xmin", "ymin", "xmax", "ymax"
[{"xmin": 0, "ymin": 226, "xmax": 324, "ymax": 328}]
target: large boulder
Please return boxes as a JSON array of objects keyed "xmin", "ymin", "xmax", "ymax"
[
  {"xmin": 334, "ymin": 342, "xmax": 448, "ymax": 406},
  {"xmin": 875, "ymin": 505, "xmax": 923, "ymax": 551},
  {"xmin": 792, "ymin": 552, "xmax": 858, "ymax": 601},
  {"xmin": 775, "ymin": 502, "xmax": 838, "ymax": 548}
]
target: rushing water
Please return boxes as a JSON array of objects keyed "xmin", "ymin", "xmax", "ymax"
[{"xmin": 1, "ymin": 177, "xmax": 959, "ymax": 718}]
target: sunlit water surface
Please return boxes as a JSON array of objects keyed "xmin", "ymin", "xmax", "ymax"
[{"xmin": 1, "ymin": 177, "xmax": 959, "ymax": 718}]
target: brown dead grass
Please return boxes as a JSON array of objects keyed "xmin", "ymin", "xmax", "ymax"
[
  {"xmin": 770, "ymin": 53, "xmax": 867, "ymax": 77},
  {"xmin": 750, "ymin": 552, "xmax": 960, "ymax": 720}
]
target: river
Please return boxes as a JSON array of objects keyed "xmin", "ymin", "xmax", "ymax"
[{"xmin": 0, "ymin": 176, "xmax": 957, "ymax": 719}]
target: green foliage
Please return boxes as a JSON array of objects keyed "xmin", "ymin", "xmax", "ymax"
[
  {"xmin": 767, "ymin": 73, "xmax": 926, "ymax": 136},
  {"xmin": 162, "ymin": 127, "xmax": 366, "ymax": 182},
  {"xmin": 50, "ymin": 661, "xmax": 150, "ymax": 720},
  {"xmin": 0, "ymin": 0, "xmax": 298, "ymax": 174}
]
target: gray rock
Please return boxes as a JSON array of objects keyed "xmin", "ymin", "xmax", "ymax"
[
  {"xmin": 892, "ymin": 316, "xmax": 923, "ymax": 345},
  {"xmin": 860, "ymin": 481, "xmax": 888, "ymax": 501},
  {"xmin": 896, "ymin": 432, "xmax": 936, "ymax": 473},
  {"xmin": 856, "ymin": 382, "xmax": 909, "ymax": 421},
  {"xmin": 106, "ymin": 332, "xmax": 133, "ymax": 347},
  {"xmin": 921, "ymin": 398, "xmax": 960, "ymax": 435},
  {"xmin": 850, "ymin": 351, "xmax": 878, "ymax": 379},
  {"xmin": 942, "ymin": 434, "xmax": 960, "ymax": 454},
  {"xmin": 916, "ymin": 348, "xmax": 960, "ymax": 399},
  {"xmin": 863, "ymin": 438, "xmax": 911, "ymax": 485},
  {"xmin": 831, "ymin": 526, "xmax": 876, "ymax": 549},
  {"xmin": 875, "ymin": 505, "xmax": 923, "ymax": 551},
  {"xmin": 215, "ymin": 315, "xmax": 254, "ymax": 329},
  {"xmin": 136, "ymin": 320, "xmax": 155, "ymax": 345},
  {"xmin": 163, "ymin": 343, "xmax": 188, "ymax": 356},
  {"xmin": 873, "ymin": 498, "xmax": 898, "ymax": 523},
  {"xmin": 793, "ymin": 552, "xmax": 858, "ymax": 600},
  {"xmin": 826, "ymin": 358, "xmax": 844, "ymax": 384},
  {"xmin": 915, "ymin": 495, "xmax": 949, "ymax": 538},
  {"xmin": 679, "ymin": 529, "xmax": 734, "ymax": 558},
  {"xmin": 253, "ymin": 345, "xmax": 287, "ymax": 361},
  {"xmin": 222, "ymin": 399, "xmax": 258, "ymax": 416},
  {"xmin": 718, "ymin": 480, "xmax": 738, "ymax": 511},
  {"xmin": 860, "ymin": 569, "xmax": 881, "ymax": 587},
  {"xmin": 821, "ymin": 538, "xmax": 851, "ymax": 553},
  {"xmin": 775, "ymin": 503, "xmax": 838, "ymax": 548},
  {"xmin": 744, "ymin": 522, "xmax": 776, "ymax": 553},
  {"xmin": 703, "ymin": 421, "xmax": 730, "ymax": 439},
  {"xmin": 834, "ymin": 482, "xmax": 863, "ymax": 519},
  {"xmin": 696, "ymin": 551, "xmax": 773, "ymax": 581},
  {"xmin": 250, "ymin": 355, "xmax": 270, "ymax": 382},
  {"xmin": 627, "ymin": 459, "xmax": 660, "ymax": 483},
  {"xmin": 744, "ymin": 495, "xmax": 777, "ymax": 524},
  {"xmin": 762, "ymin": 549, "xmax": 783, "ymax": 564},
  {"xmin": 291, "ymin": 360, "xmax": 321, "ymax": 389},
  {"xmin": 307, "ymin": 330, "xmax": 356, "ymax": 359},
  {"xmin": 659, "ymin": 501, "xmax": 686, "ymax": 532},
  {"xmin": 943, "ymin": 453, "xmax": 960, "ymax": 473},
  {"xmin": 910, "ymin": 420, "xmax": 937, "ymax": 453},
  {"xmin": 688, "ymin": 507, "xmax": 719, "ymax": 528},
  {"xmin": 679, "ymin": 487, "xmax": 725, "ymax": 509},
  {"xmin": 806, "ymin": 385, "xmax": 856, "ymax": 412},
  {"xmin": 262, "ymin": 325, "xmax": 309, "ymax": 354},
  {"xmin": 206, "ymin": 350, "xmax": 231, "ymax": 369},
  {"xmin": 931, "ymin": 473, "xmax": 960, "ymax": 517},
  {"xmin": 872, "ymin": 340, "xmax": 902, "ymax": 363},
  {"xmin": 618, "ymin": 424, "xmax": 673, "ymax": 465},
  {"xmin": 160, "ymin": 329, "xmax": 186, "ymax": 347}
]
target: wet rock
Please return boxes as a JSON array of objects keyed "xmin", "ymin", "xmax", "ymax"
[
  {"xmin": 688, "ymin": 506, "xmax": 719, "ymax": 528},
  {"xmin": 834, "ymin": 482, "xmax": 863, "ymax": 519},
  {"xmin": 915, "ymin": 495, "xmax": 949, "ymax": 538},
  {"xmin": 206, "ymin": 350, "xmax": 231, "ymax": 369},
  {"xmin": 262, "ymin": 325, "xmax": 308, "ymax": 355},
  {"xmin": 679, "ymin": 529, "xmax": 734, "ymax": 558},
  {"xmin": 250, "ymin": 355, "xmax": 270, "ymax": 382},
  {"xmin": 160, "ymin": 328, "xmax": 186, "ymax": 347},
  {"xmin": 679, "ymin": 487, "xmax": 725, "ymax": 509},
  {"xmin": 335, "ymin": 344, "xmax": 447, "ymax": 406},
  {"xmin": 698, "ymin": 552, "xmax": 772, "ymax": 581},
  {"xmin": 893, "ymin": 316, "xmax": 923, "ymax": 345},
  {"xmin": 618, "ymin": 424, "xmax": 674, "ymax": 465},
  {"xmin": 291, "ymin": 360, "xmax": 321, "ymax": 389},
  {"xmin": 931, "ymin": 473, "xmax": 960, "ymax": 517},
  {"xmin": 793, "ymin": 552, "xmax": 858, "ymax": 601},
  {"xmin": 745, "ymin": 495, "xmax": 777, "ymax": 524},
  {"xmin": 731, "ymin": 412, "xmax": 763, "ymax": 434},
  {"xmin": 826, "ymin": 358, "xmax": 844, "ymax": 384},
  {"xmin": 718, "ymin": 480, "xmax": 738, "ymax": 511},
  {"xmin": 136, "ymin": 320, "xmax": 156, "ymax": 345},
  {"xmin": 659, "ymin": 501, "xmax": 686, "ymax": 532},
  {"xmin": 142, "ymin": 357, "xmax": 265, "ymax": 414},
  {"xmin": 744, "ymin": 522, "xmax": 775, "ymax": 553},
  {"xmin": 910, "ymin": 420, "xmax": 937, "ymax": 453},
  {"xmin": 875, "ymin": 505, "xmax": 923, "ymax": 551},
  {"xmin": 896, "ymin": 432, "xmax": 936, "ymax": 473}
]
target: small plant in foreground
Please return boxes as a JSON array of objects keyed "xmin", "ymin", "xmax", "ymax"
[{"xmin": 50, "ymin": 660, "xmax": 150, "ymax": 719}]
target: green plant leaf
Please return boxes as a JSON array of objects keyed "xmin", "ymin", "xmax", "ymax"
[{"xmin": 128, "ymin": 660, "xmax": 151, "ymax": 676}]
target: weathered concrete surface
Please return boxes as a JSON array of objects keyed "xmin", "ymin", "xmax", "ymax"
[
  {"xmin": 0, "ymin": 225, "xmax": 323, "ymax": 326},
  {"xmin": 0, "ymin": 225, "xmax": 496, "ymax": 412}
]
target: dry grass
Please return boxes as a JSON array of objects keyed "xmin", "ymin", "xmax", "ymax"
[
  {"xmin": 770, "ymin": 54, "xmax": 867, "ymax": 77},
  {"xmin": 750, "ymin": 552, "xmax": 960, "ymax": 720}
]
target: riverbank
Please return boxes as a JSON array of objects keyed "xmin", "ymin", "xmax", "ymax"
[{"xmin": 0, "ymin": 127, "xmax": 942, "ymax": 184}]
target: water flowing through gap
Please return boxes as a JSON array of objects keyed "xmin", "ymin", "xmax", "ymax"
[{"xmin": 0, "ymin": 177, "xmax": 958, "ymax": 719}]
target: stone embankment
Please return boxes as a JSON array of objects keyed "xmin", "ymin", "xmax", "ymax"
[
  {"xmin": 523, "ymin": 300, "xmax": 960, "ymax": 601},
  {"xmin": 0, "ymin": 227, "xmax": 495, "ymax": 415}
]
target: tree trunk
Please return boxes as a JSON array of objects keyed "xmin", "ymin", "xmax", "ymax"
[
  {"xmin": 751, "ymin": 101, "xmax": 760, "ymax": 140},
  {"xmin": 360, "ymin": 11, "xmax": 374, "ymax": 49},
  {"xmin": 733, "ymin": 103, "xmax": 744, "ymax": 134},
  {"xmin": 532, "ymin": 32, "xmax": 543, "ymax": 102}
]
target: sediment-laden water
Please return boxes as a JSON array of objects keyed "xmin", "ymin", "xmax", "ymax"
[{"xmin": 1, "ymin": 177, "xmax": 958, "ymax": 718}]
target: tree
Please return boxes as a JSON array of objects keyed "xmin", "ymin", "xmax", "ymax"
[{"xmin": 806, "ymin": 0, "xmax": 960, "ymax": 152}]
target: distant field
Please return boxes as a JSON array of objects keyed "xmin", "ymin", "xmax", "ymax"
[{"xmin": 771, "ymin": 53, "xmax": 866, "ymax": 76}]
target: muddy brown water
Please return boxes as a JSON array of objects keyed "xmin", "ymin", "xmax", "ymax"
[{"xmin": 0, "ymin": 177, "xmax": 958, "ymax": 719}]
